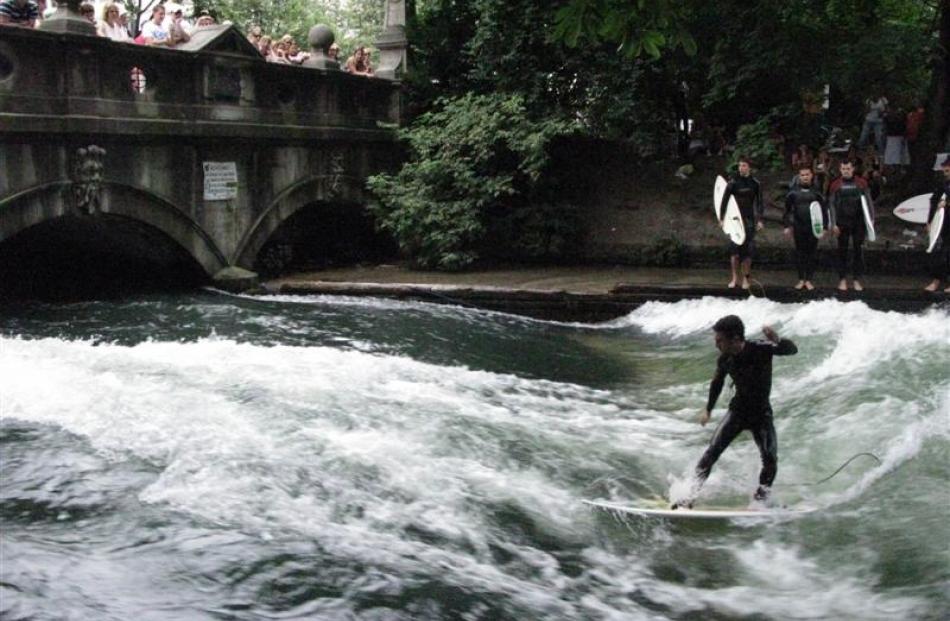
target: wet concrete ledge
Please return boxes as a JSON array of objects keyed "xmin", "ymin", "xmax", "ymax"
[{"xmin": 264, "ymin": 279, "xmax": 948, "ymax": 322}]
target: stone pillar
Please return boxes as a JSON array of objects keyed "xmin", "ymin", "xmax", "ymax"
[
  {"xmin": 374, "ymin": 0, "xmax": 407, "ymax": 80},
  {"xmin": 303, "ymin": 25, "xmax": 340, "ymax": 71},
  {"xmin": 39, "ymin": 0, "xmax": 97, "ymax": 35}
]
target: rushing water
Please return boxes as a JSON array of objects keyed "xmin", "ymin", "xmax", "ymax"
[{"xmin": 1, "ymin": 292, "xmax": 948, "ymax": 621}]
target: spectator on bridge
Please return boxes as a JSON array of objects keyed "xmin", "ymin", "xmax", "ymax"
[
  {"xmin": 287, "ymin": 41, "xmax": 309, "ymax": 64},
  {"xmin": 345, "ymin": 46, "xmax": 374, "ymax": 77},
  {"xmin": 328, "ymin": 43, "xmax": 341, "ymax": 63},
  {"xmin": 79, "ymin": 2, "xmax": 95, "ymax": 24},
  {"xmin": 195, "ymin": 11, "xmax": 215, "ymax": 28},
  {"xmin": 0, "ymin": 0, "xmax": 40, "ymax": 28},
  {"xmin": 141, "ymin": 5, "xmax": 172, "ymax": 46},
  {"xmin": 258, "ymin": 35, "xmax": 277, "ymax": 61},
  {"xmin": 166, "ymin": 4, "xmax": 191, "ymax": 45},
  {"xmin": 247, "ymin": 24, "xmax": 262, "ymax": 47},
  {"xmin": 98, "ymin": 2, "xmax": 130, "ymax": 42}
]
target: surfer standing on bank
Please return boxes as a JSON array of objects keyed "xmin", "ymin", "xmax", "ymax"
[
  {"xmin": 829, "ymin": 160, "xmax": 874, "ymax": 292},
  {"xmin": 784, "ymin": 165, "xmax": 828, "ymax": 291},
  {"xmin": 719, "ymin": 157, "xmax": 764, "ymax": 290},
  {"xmin": 673, "ymin": 315, "xmax": 797, "ymax": 509},
  {"xmin": 923, "ymin": 156, "xmax": 950, "ymax": 293}
]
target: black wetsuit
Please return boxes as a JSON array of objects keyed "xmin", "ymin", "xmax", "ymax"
[
  {"xmin": 829, "ymin": 176, "xmax": 874, "ymax": 279},
  {"xmin": 928, "ymin": 179, "xmax": 950, "ymax": 281},
  {"xmin": 696, "ymin": 337, "xmax": 798, "ymax": 498},
  {"xmin": 720, "ymin": 175, "xmax": 763, "ymax": 260},
  {"xmin": 784, "ymin": 184, "xmax": 828, "ymax": 281}
]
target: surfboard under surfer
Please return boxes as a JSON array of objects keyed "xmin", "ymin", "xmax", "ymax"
[{"xmin": 672, "ymin": 315, "xmax": 797, "ymax": 510}]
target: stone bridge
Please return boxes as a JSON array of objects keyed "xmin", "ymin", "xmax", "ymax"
[{"xmin": 0, "ymin": 15, "xmax": 403, "ymax": 296}]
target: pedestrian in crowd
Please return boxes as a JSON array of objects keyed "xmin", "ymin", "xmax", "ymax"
[
  {"xmin": 883, "ymin": 106, "xmax": 909, "ymax": 173},
  {"xmin": 864, "ymin": 147, "xmax": 884, "ymax": 202},
  {"xmin": 905, "ymin": 103, "xmax": 925, "ymax": 160},
  {"xmin": 923, "ymin": 156, "xmax": 950, "ymax": 292},
  {"xmin": 858, "ymin": 94, "xmax": 888, "ymax": 154},
  {"xmin": 829, "ymin": 160, "xmax": 874, "ymax": 292},
  {"xmin": 784, "ymin": 165, "xmax": 828, "ymax": 291},
  {"xmin": 719, "ymin": 156, "xmax": 764, "ymax": 290},
  {"xmin": 97, "ymin": 2, "xmax": 130, "ymax": 42},
  {"xmin": 0, "ymin": 0, "xmax": 40, "ymax": 27},
  {"xmin": 345, "ymin": 46, "xmax": 374, "ymax": 76},
  {"xmin": 78, "ymin": 2, "xmax": 95, "ymax": 23},
  {"xmin": 815, "ymin": 149, "xmax": 833, "ymax": 194},
  {"xmin": 119, "ymin": 10, "xmax": 131, "ymax": 37},
  {"xmin": 791, "ymin": 144, "xmax": 813, "ymax": 172}
]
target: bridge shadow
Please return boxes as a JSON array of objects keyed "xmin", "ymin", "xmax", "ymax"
[
  {"xmin": 254, "ymin": 201, "xmax": 397, "ymax": 277},
  {"xmin": 0, "ymin": 214, "xmax": 208, "ymax": 302}
]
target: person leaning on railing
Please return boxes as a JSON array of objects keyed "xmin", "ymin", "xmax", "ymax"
[{"xmin": 0, "ymin": 0, "xmax": 40, "ymax": 28}]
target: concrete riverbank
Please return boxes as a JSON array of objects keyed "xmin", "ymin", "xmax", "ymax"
[{"xmin": 264, "ymin": 265, "xmax": 947, "ymax": 321}]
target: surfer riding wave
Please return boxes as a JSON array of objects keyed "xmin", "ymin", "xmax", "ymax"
[{"xmin": 673, "ymin": 315, "xmax": 797, "ymax": 509}]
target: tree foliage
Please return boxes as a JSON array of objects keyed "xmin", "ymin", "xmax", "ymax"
[{"xmin": 366, "ymin": 94, "xmax": 576, "ymax": 270}]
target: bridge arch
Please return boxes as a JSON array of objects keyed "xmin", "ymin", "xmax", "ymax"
[
  {"xmin": 0, "ymin": 182, "xmax": 228, "ymax": 277},
  {"xmin": 234, "ymin": 174, "xmax": 370, "ymax": 269}
]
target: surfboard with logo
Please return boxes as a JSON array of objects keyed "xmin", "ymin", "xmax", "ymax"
[
  {"xmin": 809, "ymin": 201, "xmax": 824, "ymax": 238},
  {"xmin": 892, "ymin": 193, "xmax": 933, "ymax": 224},
  {"xmin": 714, "ymin": 176, "xmax": 746, "ymax": 245}
]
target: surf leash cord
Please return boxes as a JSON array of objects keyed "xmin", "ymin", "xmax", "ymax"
[{"xmin": 784, "ymin": 452, "xmax": 882, "ymax": 487}]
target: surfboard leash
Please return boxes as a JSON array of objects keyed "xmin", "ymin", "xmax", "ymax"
[{"xmin": 783, "ymin": 452, "xmax": 882, "ymax": 487}]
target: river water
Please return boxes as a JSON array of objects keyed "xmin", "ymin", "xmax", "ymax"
[{"xmin": 1, "ymin": 293, "xmax": 947, "ymax": 620}]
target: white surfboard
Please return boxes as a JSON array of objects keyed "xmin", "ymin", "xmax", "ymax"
[
  {"xmin": 583, "ymin": 499, "xmax": 812, "ymax": 520},
  {"xmin": 861, "ymin": 195, "xmax": 876, "ymax": 242},
  {"xmin": 928, "ymin": 207, "xmax": 945, "ymax": 253},
  {"xmin": 892, "ymin": 193, "xmax": 933, "ymax": 224},
  {"xmin": 809, "ymin": 201, "xmax": 824, "ymax": 238},
  {"xmin": 714, "ymin": 175, "xmax": 746, "ymax": 245}
]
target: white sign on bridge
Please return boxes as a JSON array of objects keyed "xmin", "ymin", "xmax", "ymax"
[{"xmin": 203, "ymin": 161, "xmax": 239, "ymax": 201}]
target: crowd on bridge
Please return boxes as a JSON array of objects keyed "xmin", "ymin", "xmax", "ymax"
[{"xmin": 0, "ymin": 0, "xmax": 375, "ymax": 75}]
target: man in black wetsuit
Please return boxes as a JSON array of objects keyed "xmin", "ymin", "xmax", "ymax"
[
  {"xmin": 784, "ymin": 165, "xmax": 829, "ymax": 291},
  {"xmin": 923, "ymin": 156, "xmax": 950, "ymax": 293},
  {"xmin": 673, "ymin": 315, "xmax": 797, "ymax": 509},
  {"xmin": 719, "ymin": 156, "xmax": 764, "ymax": 290},
  {"xmin": 828, "ymin": 160, "xmax": 874, "ymax": 292}
]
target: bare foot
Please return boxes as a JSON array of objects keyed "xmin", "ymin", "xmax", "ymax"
[
  {"xmin": 727, "ymin": 280, "xmax": 737, "ymax": 289},
  {"xmin": 853, "ymin": 281, "xmax": 864, "ymax": 292},
  {"xmin": 944, "ymin": 286, "xmax": 950, "ymax": 293},
  {"xmin": 794, "ymin": 281, "xmax": 805, "ymax": 290},
  {"xmin": 837, "ymin": 279, "xmax": 848, "ymax": 292},
  {"xmin": 804, "ymin": 281, "xmax": 815, "ymax": 291},
  {"xmin": 741, "ymin": 278, "xmax": 751, "ymax": 290},
  {"xmin": 924, "ymin": 280, "xmax": 940, "ymax": 292}
]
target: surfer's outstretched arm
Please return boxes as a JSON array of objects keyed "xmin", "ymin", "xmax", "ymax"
[{"xmin": 763, "ymin": 325, "xmax": 797, "ymax": 355}]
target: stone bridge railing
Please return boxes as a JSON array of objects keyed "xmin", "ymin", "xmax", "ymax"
[{"xmin": 0, "ymin": 23, "xmax": 402, "ymax": 140}]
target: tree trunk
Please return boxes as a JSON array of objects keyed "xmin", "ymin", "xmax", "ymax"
[{"xmin": 909, "ymin": 0, "xmax": 950, "ymax": 192}]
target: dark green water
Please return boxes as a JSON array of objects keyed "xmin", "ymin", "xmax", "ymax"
[{"xmin": 1, "ymin": 292, "xmax": 947, "ymax": 620}]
